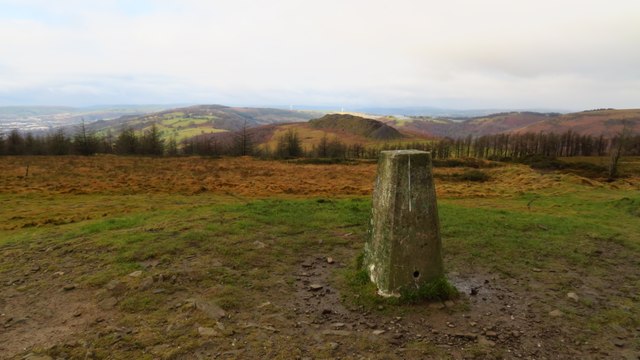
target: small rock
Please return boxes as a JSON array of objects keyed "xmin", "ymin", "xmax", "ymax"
[
  {"xmin": 327, "ymin": 342, "xmax": 339, "ymax": 350},
  {"xmin": 444, "ymin": 300, "xmax": 455, "ymax": 308},
  {"xmin": 469, "ymin": 321, "xmax": 477, "ymax": 327},
  {"xmin": 73, "ymin": 310, "xmax": 82, "ymax": 317},
  {"xmin": 128, "ymin": 270, "xmax": 143, "ymax": 278},
  {"xmin": 372, "ymin": 330, "xmax": 386, "ymax": 335},
  {"xmin": 331, "ymin": 323, "xmax": 345, "ymax": 328},
  {"xmin": 377, "ymin": 305, "xmax": 384, "ymax": 310},
  {"xmin": 139, "ymin": 276, "xmax": 154, "ymax": 290},
  {"xmin": 98, "ymin": 297, "xmax": 118, "ymax": 309},
  {"xmin": 195, "ymin": 299, "xmax": 226, "ymax": 320},
  {"xmin": 253, "ymin": 241, "xmax": 266, "ymax": 249},
  {"xmin": 549, "ymin": 309, "xmax": 563, "ymax": 317},
  {"xmin": 613, "ymin": 340, "xmax": 625, "ymax": 348},
  {"xmin": 531, "ymin": 268, "xmax": 542, "ymax": 272},
  {"xmin": 567, "ymin": 292, "xmax": 579, "ymax": 302},
  {"xmin": 105, "ymin": 279, "xmax": 122, "ymax": 291},
  {"xmin": 301, "ymin": 262, "xmax": 312, "ymax": 268},
  {"xmin": 53, "ymin": 271, "xmax": 65, "ymax": 276},
  {"xmin": 478, "ymin": 336, "xmax": 496, "ymax": 347},
  {"xmin": 30, "ymin": 265, "xmax": 41, "ymax": 272},
  {"xmin": 309, "ymin": 284, "xmax": 323, "ymax": 291},
  {"xmin": 326, "ymin": 257, "xmax": 334, "ymax": 264},
  {"xmin": 170, "ymin": 302, "xmax": 182, "ymax": 309},
  {"xmin": 63, "ymin": 284, "xmax": 76, "ymax": 291},
  {"xmin": 198, "ymin": 326, "xmax": 218, "ymax": 337},
  {"xmin": 485, "ymin": 331, "xmax": 498, "ymax": 337}
]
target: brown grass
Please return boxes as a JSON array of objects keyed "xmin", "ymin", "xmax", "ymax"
[
  {"xmin": 262, "ymin": 123, "xmax": 430, "ymax": 153},
  {"xmin": 2, "ymin": 156, "xmax": 637, "ymax": 200}
]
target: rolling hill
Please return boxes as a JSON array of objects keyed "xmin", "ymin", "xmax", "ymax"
[
  {"xmin": 49, "ymin": 105, "xmax": 640, "ymax": 150},
  {"xmin": 385, "ymin": 109, "xmax": 640, "ymax": 138},
  {"xmin": 186, "ymin": 113, "xmax": 429, "ymax": 154},
  {"xmin": 309, "ymin": 114, "xmax": 403, "ymax": 140},
  {"xmin": 250, "ymin": 114, "xmax": 429, "ymax": 152},
  {"xmin": 384, "ymin": 112, "xmax": 557, "ymax": 138},
  {"xmin": 82, "ymin": 105, "xmax": 321, "ymax": 141},
  {"xmin": 511, "ymin": 109, "xmax": 640, "ymax": 137}
]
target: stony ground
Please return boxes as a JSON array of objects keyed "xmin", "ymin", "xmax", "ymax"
[{"xmin": 1, "ymin": 156, "xmax": 639, "ymax": 359}]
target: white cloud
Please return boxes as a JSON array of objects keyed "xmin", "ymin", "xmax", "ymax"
[{"xmin": 0, "ymin": 0, "xmax": 638, "ymax": 109}]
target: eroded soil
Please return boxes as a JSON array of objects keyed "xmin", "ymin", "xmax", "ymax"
[{"xmin": 3, "ymin": 241, "xmax": 639, "ymax": 359}]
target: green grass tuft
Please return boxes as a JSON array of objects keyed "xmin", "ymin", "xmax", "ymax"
[{"xmin": 399, "ymin": 276, "xmax": 459, "ymax": 303}]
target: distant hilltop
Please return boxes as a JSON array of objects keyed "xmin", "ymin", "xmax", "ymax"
[
  {"xmin": 382, "ymin": 109, "xmax": 640, "ymax": 138},
  {"xmin": 309, "ymin": 114, "xmax": 403, "ymax": 140},
  {"xmin": 1, "ymin": 105, "xmax": 638, "ymax": 142}
]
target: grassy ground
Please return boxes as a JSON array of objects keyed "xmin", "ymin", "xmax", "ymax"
[{"xmin": 0, "ymin": 156, "xmax": 639, "ymax": 359}]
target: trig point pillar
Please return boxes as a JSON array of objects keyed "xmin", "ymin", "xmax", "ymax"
[{"xmin": 364, "ymin": 150, "xmax": 443, "ymax": 297}]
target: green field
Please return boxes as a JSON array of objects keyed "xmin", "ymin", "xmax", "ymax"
[{"xmin": 2, "ymin": 173, "xmax": 639, "ymax": 358}]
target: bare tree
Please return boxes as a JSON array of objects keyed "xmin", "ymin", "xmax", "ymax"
[
  {"xmin": 276, "ymin": 129, "xmax": 302, "ymax": 158},
  {"xmin": 73, "ymin": 119, "xmax": 99, "ymax": 155},
  {"xmin": 232, "ymin": 120, "xmax": 253, "ymax": 156},
  {"xmin": 608, "ymin": 120, "xmax": 633, "ymax": 181}
]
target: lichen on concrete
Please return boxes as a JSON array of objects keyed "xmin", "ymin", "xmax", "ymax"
[{"xmin": 364, "ymin": 150, "xmax": 444, "ymax": 297}]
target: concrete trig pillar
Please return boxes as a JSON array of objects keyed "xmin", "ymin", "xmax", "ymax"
[{"xmin": 364, "ymin": 150, "xmax": 443, "ymax": 297}]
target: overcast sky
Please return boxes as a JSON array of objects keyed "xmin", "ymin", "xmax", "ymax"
[{"xmin": 0, "ymin": 0, "xmax": 638, "ymax": 110}]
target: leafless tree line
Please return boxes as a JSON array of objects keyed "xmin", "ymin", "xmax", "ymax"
[{"xmin": 2, "ymin": 124, "xmax": 637, "ymax": 163}]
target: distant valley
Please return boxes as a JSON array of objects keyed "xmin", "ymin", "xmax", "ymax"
[{"xmin": 0, "ymin": 105, "xmax": 173, "ymax": 134}]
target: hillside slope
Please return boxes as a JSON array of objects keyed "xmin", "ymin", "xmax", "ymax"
[
  {"xmin": 309, "ymin": 114, "xmax": 403, "ymax": 140},
  {"xmin": 512, "ymin": 109, "xmax": 640, "ymax": 137},
  {"xmin": 386, "ymin": 109, "xmax": 640, "ymax": 138},
  {"xmin": 80, "ymin": 105, "xmax": 320, "ymax": 141},
  {"xmin": 385, "ymin": 112, "xmax": 555, "ymax": 138},
  {"xmin": 180, "ymin": 113, "xmax": 420, "ymax": 153}
]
